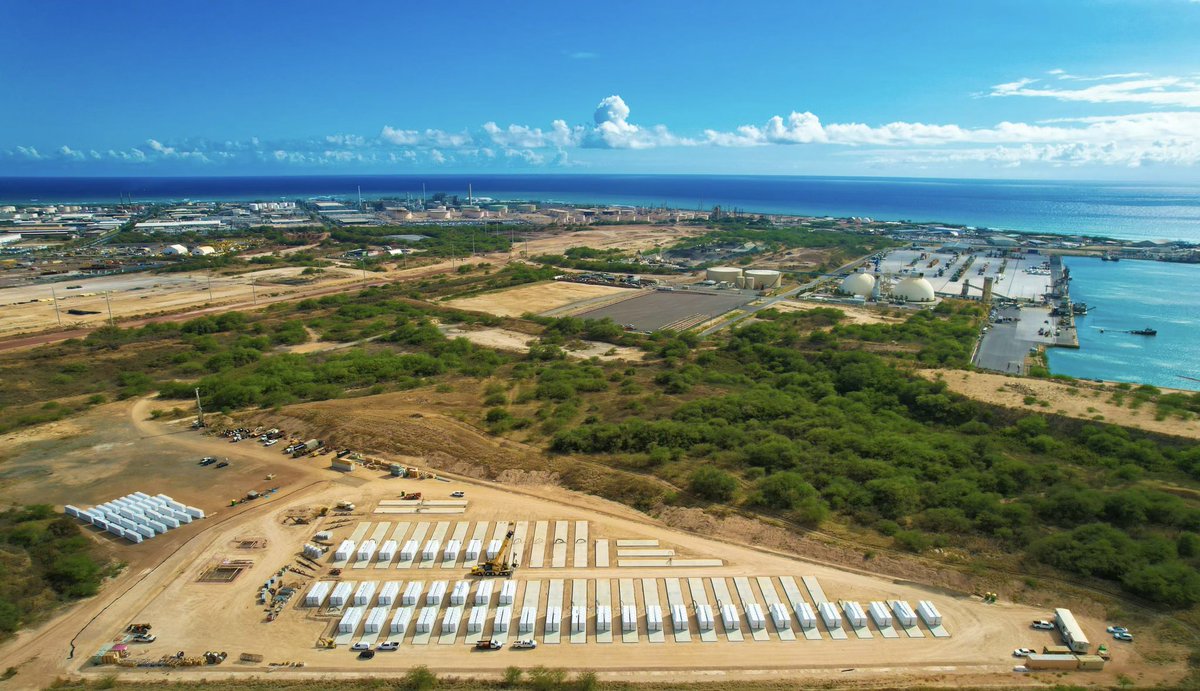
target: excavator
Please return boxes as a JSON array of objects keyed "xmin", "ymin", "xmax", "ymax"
[{"xmin": 470, "ymin": 529, "xmax": 517, "ymax": 577}]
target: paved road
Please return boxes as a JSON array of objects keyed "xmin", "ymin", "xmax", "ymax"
[
  {"xmin": 973, "ymin": 305, "xmax": 1060, "ymax": 373},
  {"xmin": 698, "ymin": 252, "xmax": 877, "ymax": 337}
]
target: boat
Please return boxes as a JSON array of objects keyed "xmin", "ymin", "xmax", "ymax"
[{"xmin": 1129, "ymin": 327, "xmax": 1157, "ymax": 336}]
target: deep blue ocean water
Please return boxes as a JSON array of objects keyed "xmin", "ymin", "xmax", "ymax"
[
  {"xmin": 2, "ymin": 174, "xmax": 1199, "ymax": 242},
  {"xmin": 1047, "ymin": 257, "xmax": 1200, "ymax": 391}
]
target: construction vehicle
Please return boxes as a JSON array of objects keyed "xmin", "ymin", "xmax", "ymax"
[
  {"xmin": 318, "ymin": 637, "xmax": 337, "ymax": 649},
  {"xmin": 317, "ymin": 506, "xmax": 330, "ymax": 517},
  {"xmin": 126, "ymin": 623, "xmax": 152, "ymax": 634},
  {"xmin": 335, "ymin": 501, "xmax": 355, "ymax": 511},
  {"xmin": 292, "ymin": 439, "xmax": 323, "ymax": 458},
  {"xmin": 400, "ymin": 492, "xmax": 422, "ymax": 501},
  {"xmin": 471, "ymin": 529, "xmax": 517, "ymax": 577}
]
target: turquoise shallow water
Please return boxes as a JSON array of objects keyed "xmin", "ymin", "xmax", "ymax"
[{"xmin": 1047, "ymin": 257, "xmax": 1200, "ymax": 391}]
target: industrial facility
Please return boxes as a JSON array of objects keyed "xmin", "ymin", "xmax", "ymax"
[{"xmin": 64, "ymin": 492, "xmax": 205, "ymax": 543}]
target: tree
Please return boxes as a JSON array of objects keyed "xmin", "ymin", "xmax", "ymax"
[
  {"xmin": 689, "ymin": 467, "xmax": 737, "ymax": 502},
  {"xmin": 755, "ymin": 472, "xmax": 817, "ymax": 511},
  {"xmin": 401, "ymin": 665, "xmax": 438, "ymax": 691}
]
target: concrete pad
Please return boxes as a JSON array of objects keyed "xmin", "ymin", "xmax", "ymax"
[
  {"xmin": 573, "ymin": 521, "xmax": 588, "ymax": 568},
  {"xmin": 333, "ymin": 605, "xmax": 366, "ymax": 646},
  {"xmin": 422, "ymin": 500, "xmax": 467, "ymax": 507},
  {"xmin": 348, "ymin": 522, "xmax": 371, "ymax": 542},
  {"xmin": 780, "ymin": 576, "xmax": 821, "ymax": 640},
  {"xmin": 615, "ymin": 539, "xmax": 657, "ymax": 547},
  {"xmin": 519, "ymin": 581, "xmax": 542, "ymax": 636},
  {"xmin": 411, "ymin": 605, "xmax": 439, "ymax": 645},
  {"xmin": 616, "ymin": 549, "xmax": 675, "ymax": 557},
  {"xmin": 552, "ymin": 520, "xmax": 568, "ymax": 568},
  {"xmin": 438, "ymin": 606, "xmax": 464, "ymax": 645},
  {"xmin": 641, "ymin": 578, "xmax": 665, "ymax": 643},
  {"xmin": 529, "ymin": 520, "xmax": 548, "ymax": 568},
  {"xmin": 544, "ymin": 579, "xmax": 564, "ymax": 644},
  {"xmin": 755, "ymin": 576, "xmax": 795, "ymax": 641},
  {"xmin": 664, "ymin": 577, "xmax": 691, "ymax": 643},
  {"xmin": 464, "ymin": 605, "xmax": 489, "ymax": 645},
  {"xmin": 687, "ymin": 577, "xmax": 717, "ymax": 642},
  {"xmin": 595, "ymin": 539, "xmax": 609, "ymax": 568},
  {"xmin": 397, "ymin": 522, "xmax": 429, "ymax": 569},
  {"xmin": 463, "ymin": 521, "xmax": 489, "ymax": 569},
  {"xmin": 733, "ymin": 577, "xmax": 769, "ymax": 641},
  {"xmin": 669, "ymin": 559, "xmax": 723, "ymax": 567},
  {"xmin": 889, "ymin": 600, "xmax": 925, "ymax": 638},
  {"xmin": 930, "ymin": 624, "xmax": 951, "ymax": 638},
  {"xmin": 358, "ymin": 605, "xmax": 390, "ymax": 646},
  {"xmin": 618, "ymin": 578, "xmax": 639, "ymax": 644},
  {"xmin": 419, "ymin": 521, "xmax": 450, "ymax": 569},
  {"xmin": 374, "ymin": 522, "xmax": 409, "ymax": 570},
  {"xmin": 617, "ymin": 559, "xmax": 670, "ymax": 567},
  {"xmin": 444, "ymin": 521, "xmax": 469, "ymax": 568},
  {"xmin": 511, "ymin": 520, "xmax": 529, "ymax": 568},
  {"xmin": 709, "ymin": 578, "xmax": 743, "ymax": 642},
  {"xmin": 595, "ymin": 578, "xmax": 613, "ymax": 644},
  {"xmin": 801, "ymin": 576, "xmax": 829, "ymax": 605},
  {"xmin": 570, "ymin": 578, "xmax": 587, "ymax": 644}
]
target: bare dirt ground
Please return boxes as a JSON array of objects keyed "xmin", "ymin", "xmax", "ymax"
[
  {"xmin": 921, "ymin": 368, "xmax": 1200, "ymax": 440},
  {"xmin": 0, "ymin": 395, "xmax": 1185, "ymax": 689},
  {"xmin": 521, "ymin": 225, "xmax": 704, "ymax": 256},
  {"xmin": 439, "ymin": 323, "xmax": 643, "ymax": 362},
  {"xmin": 772, "ymin": 300, "xmax": 906, "ymax": 326},
  {"xmin": 444, "ymin": 281, "xmax": 631, "ymax": 318}
]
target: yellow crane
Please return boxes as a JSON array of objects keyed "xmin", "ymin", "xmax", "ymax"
[{"xmin": 470, "ymin": 529, "xmax": 517, "ymax": 577}]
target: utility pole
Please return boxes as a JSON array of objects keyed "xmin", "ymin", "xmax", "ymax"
[
  {"xmin": 51, "ymin": 286, "xmax": 61, "ymax": 326},
  {"xmin": 360, "ymin": 257, "xmax": 368, "ymax": 285},
  {"xmin": 206, "ymin": 273, "xmax": 214, "ymax": 303},
  {"xmin": 250, "ymin": 280, "xmax": 257, "ymax": 304},
  {"xmin": 104, "ymin": 291, "xmax": 114, "ymax": 326},
  {"xmin": 194, "ymin": 387, "xmax": 204, "ymax": 428}
]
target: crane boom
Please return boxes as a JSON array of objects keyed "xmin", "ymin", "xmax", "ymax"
[{"xmin": 470, "ymin": 528, "xmax": 516, "ymax": 577}]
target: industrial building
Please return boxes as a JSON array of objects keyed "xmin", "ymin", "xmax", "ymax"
[
  {"xmin": 840, "ymin": 272, "xmax": 876, "ymax": 297},
  {"xmin": 892, "ymin": 276, "xmax": 936, "ymax": 302}
]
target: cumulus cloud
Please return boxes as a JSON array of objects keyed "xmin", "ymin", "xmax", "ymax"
[
  {"xmin": 582, "ymin": 95, "xmax": 691, "ymax": 149},
  {"xmin": 380, "ymin": 126, "xmax": 472, "ymax": 148}
]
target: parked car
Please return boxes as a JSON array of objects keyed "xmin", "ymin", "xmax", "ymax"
[
  {"xmin": 216, "ymin": 461, "xmax": 229, "ymax": 469},
  {"xmin": 377, "ymin": 641, "xmax": 399, "ymax": 651},
  {"xmin": 512, "ymin": 639, "xmax": 537, "ymax": 649},
  {"xmin": 1012, "ymin": 648, "xmax": 1035, "ymax": 657},
  {"xmin": 199, "ymin": 457, "xmax": 216, "ymax": 466},
  {"xmin": 1106, "ymin": 626, "xmax": 1129, "ymax": 634},
  {"xmin": 1031, "ymin": 620, "xmax": 1055, "ymax": 630},
  {"xmin": 1113, "ymin": 632, "xmax": 1134, "ymax": 642},
  {"xmin": 263, "ymin": 439, "xmax": 278, "ymax": 447},
  {"xmin": 358, "ymin": 649, "xmax": 375, "ymax": 659},
  {"xmin": 351, "ymin": 642, "xmax": 370, "ymax": 651},
  {"xmin": 451, "ymin": 491, "xmax": 465, "ymax": 498}
]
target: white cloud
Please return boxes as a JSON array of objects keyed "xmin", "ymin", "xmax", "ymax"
[
  {"xmin": 583, "ymin": 95, "xmax": 692, "ymax": 149},
  {"xmin": 990, "ymin": 73, "xmax": 1200, "ymax": 107},
  {"xmin": 380, "ymin": 126, "xmax": 472, "ymax": 148},
  {"xmin": 325, "ymin": 133, "xmax": 365, "ymax": 147}
]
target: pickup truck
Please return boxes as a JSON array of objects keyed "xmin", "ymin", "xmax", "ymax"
[
  {"xmin": 474, "ymin": 639, "xmax": 501, "ymax": 650},
  {"xmin": 512, "ymin": 639, "xmax": 537, "ymax": 649}
]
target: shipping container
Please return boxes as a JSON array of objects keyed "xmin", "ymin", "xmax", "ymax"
[
  {"xmin": 125, "ymin": 531, "xmax": 143, "ymax": 544},
  {"xmin": 818, "ymin": 601, "xmax": 842, "ymax": 629},
  {"xmin": 334, "ymin": 539, "xmax": 356, "ymax": 562},
  {"xmin": 842, "ymin": 601, "xmax": 867, "ymax": 628},
  {"xmin": 364, "ymin": 606, "xmax": 389, "ymax": 634},
  {"xmin": 891, "ymin": 600, "xmax": 917, "ymax": 626},
  {"xmin": 357, "ymin": 539, "xmax": 377, "ymax": 562},
  {"xmin": 416, "ymin": 608, "xmax": 436, "ymax": 634},
  {"xmin": 441, "ymin": 608, "xmax": 459, "ymax": 633},
  {"xmin": 402, "ymin": 581, "xmax": 422, "ymax": 606},
  {"xmin": 354, "ymin": 581, "xmax": 378, "ymax": 606},
  {"xmin": 486, "ymin": 539, "xmax": 502, "ymax": 559},
  {"xmin": 450, "ymin": 581, "xmax": 469, "ymax": 606},
  {"xmin": 171, "ymin": 510, "xmax": 192, "ymax": 524},
  {"xmin": 546, "ymin": 605, "xmax": 562, "ymax": 633},
  {"xmin": 422, "ymin": 540, "xmax": 440, "ymax": 561},
  {"xmin": 330, "ymin": 581, "xmax": 354, "ymax": 607},
  {"xmin": 390, "ymin": 608, "xmax": 413, "ymax": 634},
  {"xmin": 646, "ymin": 605, "xmax": 663, "ymax": 632},
  {"xmin": 520, "ymin": 607, "xmax": 537, "ymax": 633},
  {"xmin": 465, "ymin": 539, "xmax": 482, "ymax": 561},
  {"xmin": 468, "ymin": 606, "xmax": 487, "ymax": 633},
  {"xmin": 746, "ymin": 604, "xmax": 766, "ymax": 631},
  {"xmin": 378, "ymin": 540, "xmax": 397, "ymax": 562},
  {"xmin": 185, "ymin": 506, "xmax": 205, "ymax": 519},
  {"xmin": 769, "ymin": 602, "xmax": 790, "ymax": 629},
  {"xmin": 499, "ymin": 580, "xmax": 516, "ymax": 605},
  {"xmin": 720, "ymin": 603, "xmax": 739, "ymax": 630},
  {"xmin": 400, "ymin": 540, "xmax": 418, "ymax": 561},
  {"xmin": 869, "ymin": 601, "xmax": 892, "ymax": 628},
  {"xmin": 696, "ymin": 604, "xmax": 714, "ymax": 631},
  {"xmin": 443, "ymin": 539, "xmax": 461, "ymax": 562},
  {"xmin": 107, "ymin": 523, "xmax": 126, "ymax": 538},
  {"xmin": 426, "ymin": 580, "xmax": 448, "ymax": 606},
  {"xmin": 305, "ymin": 581, "xmax": 332, "ymax": 607},
  {"xmin": 621, "ymin": 605, "xmax": 638, "ymax": 632},
  {"xmin": 596, "ymin": 605, "xmax": 612, "ymax": 632},
  {"xmin": 338, "ymin": 607, "xmax": 363, "ymax": 634},
  {"xmin": 917, "ymin": 600, "xmax": 942, "ymax": 626},
  {"xmin": 378, "ymin": 581, "xmax": 400, "ymax": 606},
  {"xmin": 794, "ymin": 602, "xmax": 817, "ymax": 628},
  {"xmin": 571, "ymin": 606, "xmax": 587, "ymax": 633},
  {"xmin": 672, "ymin": 604, "xmax": 688, "ymax": 631},
  {"xmin": 494, "ymin": 606, "xmax": 512, "ymax": 632},
  {"xmin": 474, "ymin": 579, "xmax": 493, "ymax": 606},
  {"xmin": 136, "ymin": 524, "xmax": 155, "ymax": 539}
]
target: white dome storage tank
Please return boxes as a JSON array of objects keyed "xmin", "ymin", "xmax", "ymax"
[
  {"xmin": 744, "ymin": 269, "xmax": 782, "ymax": 289},
  {"xmin": 706, "ymin": 266, "xmax": 743, "ymax": 284},
  {"xmin": 893, "ymin": 276, "xmax": 936, "ymax": 302},
  {"xmin": 840, "ymin": 272, "xmax": 876, "ymax": 296}
]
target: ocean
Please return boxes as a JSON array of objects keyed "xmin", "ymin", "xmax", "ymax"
[
  {"xmin": 2, "ymin": 174, "xmax": 1199, "ymax": 242},
  {"xmin": 1047, "ymin": 257, "xmax": 1200, "ymax": 391}
]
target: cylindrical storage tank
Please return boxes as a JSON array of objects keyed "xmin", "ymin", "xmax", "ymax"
[
  {"xmin": 840, "ymin": 272, "xmax": 876, "ymax": 296},
  {"xmin": 426, "ymin": 580, "xmax": 447, "ymax": 606},
  {"xmin": 330, "ymin": 581, "xmax": 354, "ymax": 607},
  {"xmin": 450, "ymin": 581, "xmax": 469, "ymax": 606},
  {"xmin": 571, "ymin": 606, "xmax": 587, "ymax": 633},
  {"xmin": 443, "ymin": 540, "xmax": 461, "ymax": 563},
  {"xmin": 545, "ymin": 605, "xmax": 561, "ymax": 633},
  {"xmin": 893, "ymin": 276, "xmax": 936, "ymax": 302},
  {"xmin": 869, "ymin": 601, "xmax": 892, "ymax": 628},
  {"xmin": 378, "ymin": 581, "xmax": 400, "ymax": 606},
  {"xmin": 468, "ymin": 607, "xmax": 487, "ymax": 634},
  {"xmin": 391, "ymin": 608, "xmax": 413, "ymax": 634},
  {"xmin": 499, "ymin": 580, "xmax": 516, "ymax": 605},
  {"xmin": 917, "ymin": 600, "xmax": 942, "ymax": 626},
  {"xmin": 892, "ymin": 600, "xmax": 917, "ymax": 627},
  {"xmin": 769, "ymin": 602, "xmax": 790, "ymax": 629},
  {"xmin": 705, "ymin": 266, "xmax": 743, "ymax": 284},
  {"xmin": 472, "ymin": 580, "xmax": 493, "ymax": 606},
  {"xmin": 519, "ymin": 607, "xmax": 537, "ymax": 633},
  {"xmin": 818, "ymin": 601, "xmax": 841, "ymax": 629},
  {"xmin": 400, "ymin": 540, "xmax": 418, "ymax": 561},
  {"xmin": 720, "ymin": 604, "xmax": 739, "ymax": 630},
  {"xmin": 334, "ymin": 540, "xmax": 355, "ymax": 562},
  {"xmin": 842, "ymin": 601, "xmax": 866, "ymax": 628},
  {"xmin": 672, "ymin": 604, "xmax": 688, "ymax": 631},
  {"xmin": 441, "ymin": 608, "xmax": 459, "ymax": 633},
  {"xmin": 465, "ymin": 539, "xmax": 482, "ymax": 561},
  {"xmin": 305, "ymin": 581, "xmax": 332, "ymax": 607},
  {"xmin": 794, "ymin": 602, "xmax": 816, "ymax": 628},
  {"xmin": 365, "ymin": 606, "xmax": 388, "ymax": 634},
  {"xmin": 354, "ymin": 581, "xmax": 377, "ymax": 606},
  {"xmin": 416, "ymin": 608, "xmax": 436, "ymax": 634},
  {"xmin": 696, "ymin": 604, "xmax": 714, "ymax": 631},
  {"xmin": 357, "ymin": 540, "xmax": 377, "ymax": 562},
  {"xmin": 338, "ymin": 607, "xmax": 363, "ymax": 634},
  {"xmin": 746, "ymin": 604, "xmax": 766, "ymax": 631},
  {"xmin": 494, "ymin": 606, "xmax": 512, "ymax": 633},
  {"xmin": 646, "ymin": 605, "xmax": 662, "ymax": 632},
  {"xmin": 421, "ymin": 540, "xmax": 440, "ymax": 561},
  {"xmin": 402, "ymin": 581, "xmax": 422, "ymax": 606},
  {"xmin": 378, "ymin": 540, "xmax": 397, "ymax": 562},
  {"xmin": 621, "ymin": 605, "xmax": 638, "ymax": 632},
  {"xmin": 596, "ymin": 605, "xmax": 612, "ymax": 632},
  {"xmin": 744, "ymin": 269, "xmax": 782, "ymax": 289},
  {"xmin": 486, "ymin": 539, "xmax": 502, "ymax": 560}
]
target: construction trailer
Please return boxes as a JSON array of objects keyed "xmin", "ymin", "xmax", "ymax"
[{"xmin": 1055, "ymin": 608, "xmax": 1090, "ymax": 654}]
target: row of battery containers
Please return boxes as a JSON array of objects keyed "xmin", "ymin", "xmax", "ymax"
[
  {"xmin": 813, "ymin": 599, "xmax": 938, "ymax": 629},
  {"xmin": 307, "ymin": 579, "xmax": 517, "ymax": 608},
  {"xmin": 333, "ymin": 538, "xmax": 485, "ymax": 563},
  {"xmin": 65, "ymin": 496, "xmax": 203, "ymax": 544}
]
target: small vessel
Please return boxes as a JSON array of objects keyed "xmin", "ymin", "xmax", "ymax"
[{"xmin": 1129, "ymin": 327, "xmax": 1157, "ymax": 336}]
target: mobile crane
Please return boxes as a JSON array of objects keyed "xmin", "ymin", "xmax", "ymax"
[{"xmin": 470, "ymin": 529, "xmax": 517, "ymax": 577}]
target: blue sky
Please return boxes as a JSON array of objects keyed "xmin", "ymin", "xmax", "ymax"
[{"xmin": 2, "ymin": 0, "xmax": 1200, "ymax": 179}]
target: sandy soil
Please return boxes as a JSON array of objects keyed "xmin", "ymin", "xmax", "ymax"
[
  {"xmin": 772, "ymin": 299, "xmax": 905, "ymax": 326},
  {"xmin": 440, "ymin": 323, "xmax": 643, "ymax": 362},
  {"xmin": 521, "ymin": 225, "xmax": 704, "ymax": 256},
  {"xmin": 444, "ymin": 281, "xmax": 631, "ymax": 318},
  {"xmin": 0, "ymin": 396, "xmax": 1184, "ymax": 690},
  {"xmin": 920, "ymin": 369, "xmax": 1200, "ymax": 440}
]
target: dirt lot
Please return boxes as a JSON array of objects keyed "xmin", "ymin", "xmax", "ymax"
[
  {"xmin": 772, "ymin": 299, "xmax": 906, "ymax": 326},
  {"xmin": 522, "ymin": 225, "xmax": 704, "ymax": 256},
  {"xmin": 920, "ymin": 368, "xmax": 1200, "ymax": 440},
  {"xmin": 444, "ymin": 281, "xmax": 632, "ymax": 318},
  {"xmin": 0, "ymin": 395, "xmax": 1182, "ymax": 689},
  {"xmin": 440, "ymin": 323, "xmax": 643, "ymax": 362}
]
